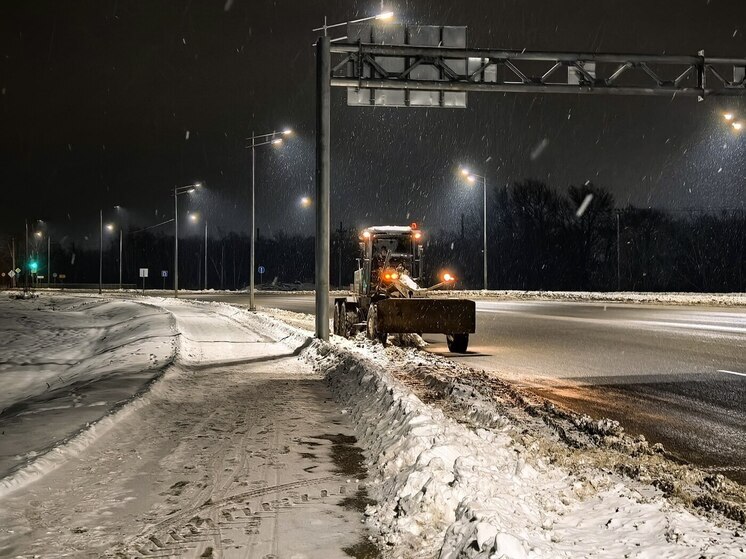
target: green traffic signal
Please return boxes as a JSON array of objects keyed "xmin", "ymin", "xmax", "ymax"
[{"xmin": 29, "ymin": 260, "xmax": 38, "ymax": 273}]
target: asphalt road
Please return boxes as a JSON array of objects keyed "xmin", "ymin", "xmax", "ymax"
[{"xmin": 187, "ymin": 292, "xmax": 746, "ymax": 483}]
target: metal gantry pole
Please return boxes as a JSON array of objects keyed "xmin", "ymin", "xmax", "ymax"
[
  {"xmin": 47, "ymin": 235, "xmax": 50, "ymax": 289},
  {"xmin": 250, "ymin": 134, "xmax": 256, "ymax": 310},
  {"xmin": 204, "ymin": 220, "xmax": 208, "ymax": 291},
  {"xmin": 99, "ymin": 209, "xmax": 103, "ymax": 294},
  {"xmin": 315, "ymin": 36, "xmax": 331, "ymax": 340},
  {"xmin": 174, "ymin": 189, "xmax": 179, "ymax": 297},
  {"xmin": 483, "ymin": 176, "xmax": 488, "ymax": 291}
]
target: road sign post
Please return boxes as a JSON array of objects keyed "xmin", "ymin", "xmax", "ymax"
[
  {"xmin": 258, "ymin": 265, "xmax": 265, "ymax": 285},
  {"xmin": 161, "ymin": 270, "xmax": 168, "ymax": 290},
  {"xmin": 139, "ymin": 268, "xmax": 149, "ymax": 294}
]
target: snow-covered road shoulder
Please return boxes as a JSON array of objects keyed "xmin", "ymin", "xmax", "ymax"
[{"xmin": 283, "ymin": 321, "xmax": 746, "ymax": 557}]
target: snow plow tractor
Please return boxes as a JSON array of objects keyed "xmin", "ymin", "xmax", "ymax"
[{"xmin": 333, "ymin": 225, "xmax": 476, "ymax": 353}]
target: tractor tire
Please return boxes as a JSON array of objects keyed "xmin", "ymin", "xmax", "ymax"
[
  {"xmin": 366, "ymin": 304, "xmax": 387, "ymax": 346},
  {"xmin": 333, "ymin": 302, "xmax": 342, "ymax": 336},
  {"xmin": 446, "ymin": 333, "xmax": 469, "ymax": 353}
]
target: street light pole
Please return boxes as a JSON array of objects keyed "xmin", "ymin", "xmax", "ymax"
[
  {"xmin": 245, "ymin": 127, "xmax": 293, "ymax": 310},
  {"xmin": 251, "ymin": 132, "xmax": 255, "ymax": 308},
  {"xmin": 173, "ymin": 183, "xmax": 201, "ymax": 298},
  {"xmin": 99, "ymin": 209, "xmax": 103, "ymax": 294},
  {"xmin": 459, "ymin": 168, "xmax": 489, "ymax": 290},
  {"xmin": 204, "ymin": 220, "xmax": 208, "ymax": 291},
  {"xmin": 316, "ymin": 36, "xmax": 331, "ymax": 340},
  {"xmin": 47, "ymin": 235, "xmax": 51, "ymax": 289},
  {"xmin": 174, "ymin": 190, "xmax": 179, "ymax": 297},
  {"xmin": 119, "ymin": 228, "xmax": 123, "ymax": 290},
  {"xmin": 482, "ymin": 175, "xmax": 487, "ymax": 291}
]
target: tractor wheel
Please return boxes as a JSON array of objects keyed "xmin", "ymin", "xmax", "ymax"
[
  {"xmin": 333, "ymin": 303, "xmax": 341, "ymax": 336},
  {"xmin": 366, "ymin": 304, "xmax": 387, "ymax": 346},
  {"xmin": 345, "ymin": 311, "xmax": 358, "ymax": 337},
  {"xmin": 446, "ymin": 333, "xmax": 469, "ymax": 353}
]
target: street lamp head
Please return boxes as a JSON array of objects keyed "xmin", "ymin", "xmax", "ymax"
[
  {"xmin": 376, "ymin": 11, "xmax": 394, "ymax": 20},
  {"xmin": 460, "ymin": 168, "xmax": 470, "ymax": 176},
  {"xmin": 105, "ymin": 223, "xmax": 115, "ymax": 232},
  {"xmin": 34, "ymin": 231, "xmax": 42, "ymax": 238},
  {"xmin": 300, "ymin": 196, "xmax": 312, "ymax": 208},
  {"xmin": 187, "ymin": 187, "xmax": 196, "ymax": 193},
  {"xmin": 189, "ymin": 213, "xmax": 199, "ymax": 223},
  {"xmin": 467, "ymin": 175, "xmax": 477, "ymax": 184},
  {"xmin": 282, "ymin": 128, "xmax": 293, "ymax": 136},
  {"xmin": 733, "ymin": 121, "xmax": 743, "ymax": 131},
  {"xmin": 272, "ymin": 137, "xmax": 283, "ymax": 145},
  {"xmin": 724, "ymin": 113, "xmax": 735, "ymax": 121}
]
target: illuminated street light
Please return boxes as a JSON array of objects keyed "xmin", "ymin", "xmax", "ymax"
[
  {"xmin": 105, "ymin": 223, "xmax": 115, "ymax": 231},
  {"xmin": 188, "ymin": 212, "xmax": 208, "ymax": 290},
  {"xmin": 173, "ymin": 182, "xmax": 203, "ymax": 297},
  {"xmin": 457, "ymin": 166, "xmax": 488, "ymax": 290},
  {"xmin": 245, "ymin": 127, "xmax": 294, "ymax": 310},
  {"xmin": 300, "ymin": 196, "xmax": 312, "ymax": 208},
  {"xmin": 724, "ymin": 113, "xmax": 734, "ymax": 121},
  {"xmin": 733, "ymin": 121, "xmax": 743, "ymax": 131},
  {"xmin": 313, "ymin": 11, "xmax": 395, "ymax": 40}
]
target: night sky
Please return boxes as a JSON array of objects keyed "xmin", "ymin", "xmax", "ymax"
[{"xmin": 1, "ymin": 0, "xmax": 745, "ymax": 245}]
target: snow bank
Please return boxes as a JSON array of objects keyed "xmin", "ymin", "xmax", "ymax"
[
  {"xmin": 302, "ymin": 337, "xmax": 746, "ymax": 558},
  {"xmin": 443, "ymin": 290, "xmax": 746, "ymax": 306},
  {"xmin": 0, "ymin": 295, "xmax": 310, "ymax": 499}
]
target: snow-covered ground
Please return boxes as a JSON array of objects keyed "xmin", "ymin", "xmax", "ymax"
[
  {"xmin": 262, "ymin": 307, "xmax": 746, "ymax": 558},
  {"xmin": 0, "ymin": 294, "xmax": 176, "ymax": 484},
  {"xmin": 2, "ymin": 295, "xmax": 744, "ymax": 558},
  {"xmin": 0, "ymin": 296, "xmax": 373, "ymax": 558}
]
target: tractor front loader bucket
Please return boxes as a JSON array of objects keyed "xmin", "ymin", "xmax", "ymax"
[{"xmin": 375, "ymin": 298, "xmax": 475, "ymax": 334}]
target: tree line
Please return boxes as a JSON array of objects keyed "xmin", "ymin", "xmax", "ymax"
[{"xmin": 1, "ymin": 180, "xmax": 743, "ymax": 292}]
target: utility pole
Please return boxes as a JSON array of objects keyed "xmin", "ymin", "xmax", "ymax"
[
  {"xmin": 174, "ymin": 191, "xmax": 179, "ymax": 297},
  {"xmin": 47, "ymin": 235, "xmax": 51, "ymax": 289},
  {"xmin": 204, "ymin": 220, "xmax": 208, "ymax": 290}
]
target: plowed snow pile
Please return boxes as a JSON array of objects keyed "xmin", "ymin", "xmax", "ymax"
[{"xmin": 250, "ymin": 308, "xmax": 746, "ymax": 558}]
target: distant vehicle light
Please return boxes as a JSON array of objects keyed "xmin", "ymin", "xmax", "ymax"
[
  {"xmin": 414, "ymin": 231, "xmax": 422, "ymax": 240},
  {"xmin": 443, "ymin": 273, "xmax": 455, "ymax": 282},
  {"xmin": 362, "ymin": 231, "xmax": 371, "ymax": 239},
  {"xmin": 376, "ymin": 11, "xmax": 394, "ymax": 20},
  {"xmin": 733, "ymin": 122, "xmax": 743, "ymax": 131}
]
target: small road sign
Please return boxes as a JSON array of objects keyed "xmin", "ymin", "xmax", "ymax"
[
  {"xmin": 37, "ymin": 275, "xmax": 45, "ymax": 279},
  {"xmin": 14, "ymin": 268, "xmax": 20, "ymax": 273},
  {"xmin": 53, "ymin": 272, "xmax": 58, "ymax": 278},
  {"xmin": 139, "ymin": 268, "xmax": 149, "ymax": 278},
  {"xmin": 58, "ymin": 274, "xmax": 66, "ymax": 280},
  {"xmin": 8, "ymin": 270, "xmax": 15, "ymax": 278},
  {"xmin": 257, "ymin": 266, "xmax": 266, "ymax": 274},
  {"xmin": 161, "ymin": 270, "xmax": 168, "ymax": 278}
]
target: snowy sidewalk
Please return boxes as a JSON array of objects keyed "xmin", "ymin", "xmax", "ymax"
[{"xmin": 0, "ymin": 299, "xmax": 372, "ymax": 558}]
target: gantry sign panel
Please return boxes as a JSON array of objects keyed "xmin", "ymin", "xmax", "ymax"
[
  {"xmin": 335, "ymin": 25, "xmax": 746, "ymax": 99},
  {"xmin": 346, "ymin": 23, "xmax": 469, "ymax": 108}
]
